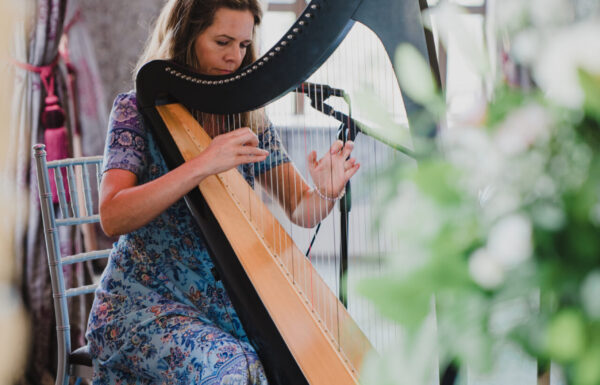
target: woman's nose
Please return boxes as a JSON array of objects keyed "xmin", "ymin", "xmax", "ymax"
[{"xmin": 225, "ymin": 46, "xmax": 243, "ymax": 64}]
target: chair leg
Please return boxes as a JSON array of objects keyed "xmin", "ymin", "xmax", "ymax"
[{"xmin": 55, "ymin": 369, "xmax": 68, "ymax": 385}]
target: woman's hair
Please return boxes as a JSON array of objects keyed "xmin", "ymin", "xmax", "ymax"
[{"xmin": 134, "ymin": 0, "xmax": 262, "ymax": 79}]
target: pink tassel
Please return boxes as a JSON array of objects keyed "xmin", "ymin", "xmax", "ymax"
[{"xmin": 42, "ymin": 95, "xmax": 70, "ymax": 203}]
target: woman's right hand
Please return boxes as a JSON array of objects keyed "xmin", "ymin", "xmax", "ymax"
[{"xmin": 195, "ymin": 127, "xmax": 269, "ymax": 176}]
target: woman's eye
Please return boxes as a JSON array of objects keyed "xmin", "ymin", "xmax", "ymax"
[{"xmin": 216, "ymin": 41, "xmax": 228, "ymax": 46}]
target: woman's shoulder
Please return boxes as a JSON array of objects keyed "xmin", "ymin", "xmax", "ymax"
[
  {"xmin": 109, "ymin": 91, "xmax": 145, "ymax": 132},
  {"xmin": 111, "ymin": 90, "xmax": 138, "ymax": 113}
]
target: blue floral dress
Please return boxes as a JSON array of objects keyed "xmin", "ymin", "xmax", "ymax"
[{"xmin": 86, "ymin": 92, "xmax": 289, "ymax": 385}]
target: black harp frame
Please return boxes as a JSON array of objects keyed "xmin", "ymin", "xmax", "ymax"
[{"xmin": 136, "ymin": 0, "xmax": 440, "ymax": 384}]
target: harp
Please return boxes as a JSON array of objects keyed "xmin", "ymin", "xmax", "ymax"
[{"xmin": 136, "ymin": 0, "xmax": 439, "ymax": 384}]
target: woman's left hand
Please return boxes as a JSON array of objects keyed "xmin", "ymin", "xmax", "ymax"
[{"xmin": 308, "ymin": 140, "xmax": 360, "ymax": 199}]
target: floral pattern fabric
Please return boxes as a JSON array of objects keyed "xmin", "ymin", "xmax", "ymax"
[{"xmin": 86, "ymin": 92, "xmax": 289, "ymax": 384}]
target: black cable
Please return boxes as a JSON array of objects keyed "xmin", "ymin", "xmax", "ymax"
[{"xmin": 305, "ymin": 222, "xmax": 321, "ymax": 258}]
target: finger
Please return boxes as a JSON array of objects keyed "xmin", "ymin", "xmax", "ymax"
[
  {"xmin": 307, "ymin": 150, "xmax": 317, "ymax": 168},
  {"xmin": 237, "ymin": 154, "xmax": 268, "ymax": 164},
  {"xmin": 330, "ymin": 140, "xmax": 344, "ymax": 154},
  {"xmin": 238, "ymin": 146, "xmax": 269, "ymax": 156},
  {"xmin": 232, "ymin": 127, "xmax": 253, "ymax": 134},
  {"xmin": 344, "ymin": 163, "xmax": 360, "ymax": 179},
  {"xmin": 235, "ymin": 130, "xmax": 260, "ymax": 147},
  {"xmin": 222, "ymin": 127, "xmax": 249, "ymax": 137},
  {"xmin": 344, "ymin": 158, "xmax": 356, "ymax": 170},
  {"xmin": 341, "ymin": 141, "xmax": 354, "ymax": 158}
]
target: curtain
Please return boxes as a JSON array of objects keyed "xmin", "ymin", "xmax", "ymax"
[
  {"xmin": 9, "ymin": 0, "xmax": 107, "ymax": 383},
  {"xmin": 0, "ymin": 2, "xmax": 33, "ymax": 384}
]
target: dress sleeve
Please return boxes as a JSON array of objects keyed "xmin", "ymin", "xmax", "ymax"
[
  {"xmin": 254, "ymin": 124, "xmax": 290, "ymax": 176},
  {"xmin": 102, "ymin": 92, "xmax": 148, "ymax": 179}
]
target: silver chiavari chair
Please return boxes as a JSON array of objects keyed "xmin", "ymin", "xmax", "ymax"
[{"xmin": 33, "ymin": 144, "xmax": 109, "ymax": 385}]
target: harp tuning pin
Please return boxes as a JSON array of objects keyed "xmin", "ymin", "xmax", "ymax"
[
  {"xmin": 275, "ymin": 46, "xmax": 282, "ymax": 52},
  {"xmin": 258, "ymin": 61, "xmax": 264, "ymax": 66},
  {"xmin": 268, "ymin": 52, "xmax": 275, "ymax": 57},
  {"xmin": 252, "ymin": 65, "xmax": 258, "ymax": 70},
  {"xmin": 263, "ymin": 57, "xmax": 269, "ymax": 62},
  {"xmin": 287, "ymin": 34, "xmax": 294, "ymax": 40},
  {"xmin": 310, "ymin": 4, "xmax": 319, "ymax": 10},
  {"xmin": 298, "ymin": 20, "xmax": 306, "ymax": 26},
  {"xmin": 235, "ymin": 75, "xmax": 241, "ymax": 80},
  {"xmin": 224, "ymin": 79, "xmax": 230, "ymax": 83},
  {"xmin": 292, "ymin": 28, "xmax": 300, "ymax": 33},
  {"xmin": 304, "ymin": 13, "xmax": 312, "ymax": 18},
  {"xmin": 280, "ymin": 41, "xmax": 287, "ymax": 46},
  {"xmin": 218, "ymin": 80, "xmax": 224, "ymax": 85},
  {"xmin": 165, "ymin": 66, "xmax": 171, "ymax": 71}
]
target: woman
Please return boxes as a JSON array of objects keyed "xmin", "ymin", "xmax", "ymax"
[{"xmin": 86, "ymin": 0, "xmax": 360, "ymax": 384}]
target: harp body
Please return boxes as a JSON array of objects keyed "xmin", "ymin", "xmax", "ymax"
[{"xmin": 136, "ymin": 0, "xmax": 438, "ymax": 384}]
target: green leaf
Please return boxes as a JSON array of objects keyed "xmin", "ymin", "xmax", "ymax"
[
  {"xmin": 395, "ymin": 44, "xmax": 439, "ymax": 106},
  {"xmin": 579, "ymin": 69, "xmax": 600, "ymax": 123},
  {"xmin": 356, "ymin": 274, "xmax": 432, "ymax": 329},
  {"xmin": 575, "ymin": 345, "xmax": 600, "ymax": 385},
  {"xmin": 486, "ymin": 86, "xmax": 528, "ymax": 128},
  {"xmin": 546, "ymin": 309, "xmax": 587, "ymax": 362},
  {"xmin": 410, "ymin": 161, "xmax": 464, "ymax": 206},
  {"xmin": 353, "ymin": 88, "xmax": 415, "ymax": 154}
]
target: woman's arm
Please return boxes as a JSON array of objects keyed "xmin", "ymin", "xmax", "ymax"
[
  {"xmin": 259, "ymin": 140, "xmax": 359, "ymax": 228},
  {"xmin": 100, "ymin": 127, "xmax": 268, "ymax": 236}
]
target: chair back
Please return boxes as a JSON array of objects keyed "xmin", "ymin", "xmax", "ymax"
[{"xmin": 33, "ymin": 144, "xmax": 109, "ymax": 385}]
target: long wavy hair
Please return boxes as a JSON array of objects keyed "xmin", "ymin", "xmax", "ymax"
[{"xmin": 134, "ymin": 0, "xmax": 265, "ymax": 130}]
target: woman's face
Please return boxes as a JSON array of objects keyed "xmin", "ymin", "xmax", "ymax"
[{"xmin": 194, "ymin": 8, "xmax": 255, "ymax": 76}]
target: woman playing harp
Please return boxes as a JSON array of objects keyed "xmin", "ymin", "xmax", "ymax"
[{"xmin": 85, "ymin": 0, "xmax": 360, "ymax": 383}]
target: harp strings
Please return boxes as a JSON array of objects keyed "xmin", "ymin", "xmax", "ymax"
[
  {"xmin": 187, "ymin": 19, "xmax": 407, "ymax": 357},
  {"xmin": 299, "ymin": 21, "xmax": 408, "ymax": 353}
]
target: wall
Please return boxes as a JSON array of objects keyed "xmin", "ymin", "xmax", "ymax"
[{"xmin": 78, "ymin": 0, "xmax": 164, "ymax": 111}]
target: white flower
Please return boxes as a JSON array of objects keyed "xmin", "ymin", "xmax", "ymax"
[
  {"xmin": 534, "ymin": 21, "xmax": 600, "ymax": 109},
  {"xmin": 529, "ymin": 0, "xmax": 573, "ymax": 27},
  {"xmin": 494, "ymin": 103, "xmax": 551, "ymax": 155},
  {"xmin": 487, "ymin": 214, "xmax": 533, "ymax": 269},
  {"xmin": 493, "ymin": 0, "xmax": 528, "ymax": 31},
  {"xmin": 581, "ymin": 271, "xmax": 600, "ymax": 319},
  {"xmin": 481, "ymin": 187, "xmax": 522, "ymax": 223},
  {"xmin": 469, "ymin": 248, "xmax": 505, "ymax": 289},
  {"xmin": 425, "ymin": 2, "xmax": 489, "ymax": 75},
  {"xmin": 380, "ymin": 181, "xmax": 441, "ymax": 250},
  {"xmin": 443, "ymin": 125, "xmax": 503, "ymax": 189},
  {"xmin": 512, "ymin": 28, "xmax": 541, "ymax": 66}
]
